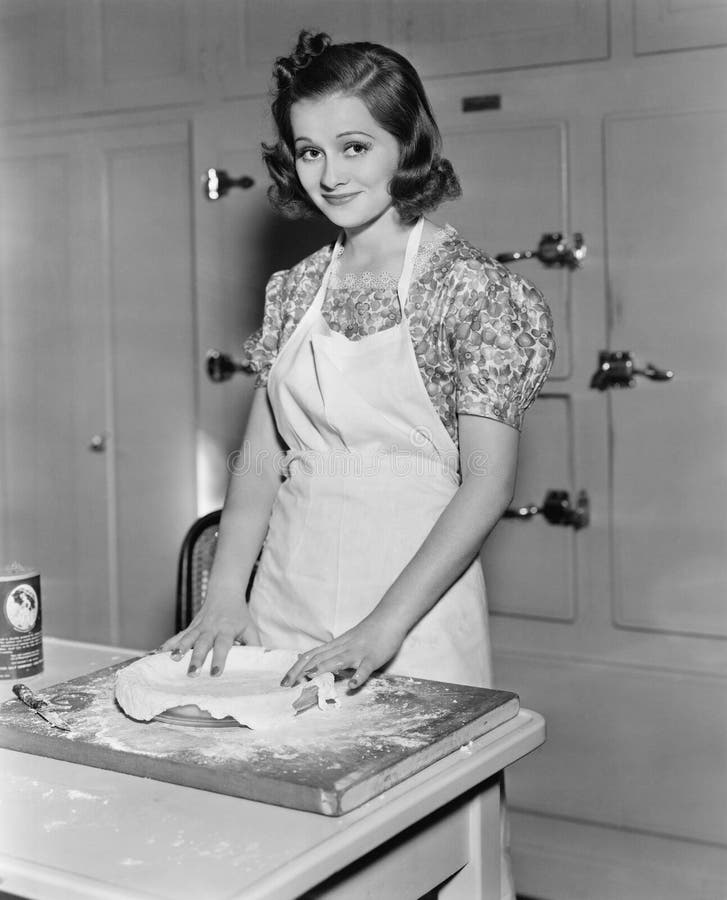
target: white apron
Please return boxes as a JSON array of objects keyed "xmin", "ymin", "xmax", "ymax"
[{"xmin": 248, "ymin": 217, "xmax": 492, "ymax": 688}]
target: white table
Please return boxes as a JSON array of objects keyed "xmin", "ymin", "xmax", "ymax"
[{"xmin": 0, "ymin": 638, "xmax": 544, "ymax": 900}]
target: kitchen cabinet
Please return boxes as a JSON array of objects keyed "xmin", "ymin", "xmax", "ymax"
[{"xmin": 0, "ymin": 120, "xmax": 197, "ymax": 648}]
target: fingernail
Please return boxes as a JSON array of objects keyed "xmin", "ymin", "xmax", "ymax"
[
  {"xmin": 211, "ymin": 665, "xmax": 220, "ymax": 677},
  {"xmin": 280, "ymin": 677, "xmax": 289, "ymax": 687},
  {"xmin": 187, "ymin": 665, "xmax": 198, "ymax": 677},
  {"xmin": 171, "ymin": 650, "xmax": 182, "ymax": 660}
]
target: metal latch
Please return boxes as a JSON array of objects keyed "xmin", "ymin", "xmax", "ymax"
[
  {"xmin": 496, "ymin": 233, "xmax": 586, "ymax": 270},
  {"xmin": 590, "ymin": 351, "xmax": 674, "ymax": 391},
  {"xmin": 504, "ymin": 489, "xmax": 589, "ymax": 530}
]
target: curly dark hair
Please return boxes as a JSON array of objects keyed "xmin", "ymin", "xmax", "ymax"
[{"xmin": 262, "ymin": 31, "xmax": 461, "ymax": 223}]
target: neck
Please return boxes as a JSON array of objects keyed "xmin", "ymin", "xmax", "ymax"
[{"xmin": 342, "ymin": 207, "xmax": 418, "ymax": 267}]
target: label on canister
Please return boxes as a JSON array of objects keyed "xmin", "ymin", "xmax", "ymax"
[{"xmin": 0, "ymin": 564, "xmax": 43, "ymax": 679}]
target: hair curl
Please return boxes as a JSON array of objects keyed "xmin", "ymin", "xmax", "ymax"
[{"xmin": 261, "ymin": 31, "xmax": 461, "ymax": 222}]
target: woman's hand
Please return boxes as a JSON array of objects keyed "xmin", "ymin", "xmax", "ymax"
[
  {"xmin": 160, "ymin": 599, "xmax": 261, "ymax": 677},
  {"xmin": 280, "ymin": 611, "xmax": 408, "ymax": 691}
]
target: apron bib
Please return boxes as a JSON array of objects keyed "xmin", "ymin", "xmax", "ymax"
[{"xmin": 249, "ymin": 218, "xmax": 492, "ymax": 688}]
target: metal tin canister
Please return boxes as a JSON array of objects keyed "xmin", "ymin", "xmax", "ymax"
[{"xmin": 0, "ymin": 563, "xmax": 43, "ymax": 679}]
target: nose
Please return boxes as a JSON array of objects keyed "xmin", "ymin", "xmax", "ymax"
[{"xmin": 320, "ymin": 156, "xmax": 348, "ymax": 191}]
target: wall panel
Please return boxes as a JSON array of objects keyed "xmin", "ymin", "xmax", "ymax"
[
  {"xmin": 497, "ymin": 651, "xmax": 727, "ymax": 845},
  {"xmin": 484, "ymin": 396, "xmax": 577, "ymax": 621},
  {"xmin": 605, "ymin": 109, "xmax": 727, "ymax": 638},
  {"xmin": 442, "ymin": 121, "xmax": 571, "ymax": 379},
  {"xmin": 393, "ymin": 0, "xmax": 609, "ymax": 76},
  {"xmin": 105, "ymin": 128, "xmax": 197, "ymax": 648},
  {"xmin": 635, "ymin": 0, "xmax": 727, "ymax": 54}
]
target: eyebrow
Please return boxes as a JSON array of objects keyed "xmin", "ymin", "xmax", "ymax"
[{"xmin": 294, "ymin": 131, "xmax": 375, "ymax": 143}]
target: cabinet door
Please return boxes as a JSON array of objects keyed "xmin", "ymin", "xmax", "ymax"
[
  {"xmin": 0, "ymin": 0, "xmax": 208, "ymax": 121},
  {"xmin": 635, "ymin": 0, "xmax": 727, "ymax": 54},
  {"xmin": 0, "ymin": 131, "xmax": 111, "ymax": 641},
  {"xmin": 0, "ymin": 121, "xmax": 196, "ymax": 649},
  {"xmin": 392, "ymin": 0, "xmax": 609, "ymax": 75},
  {"xmin": 436, "ymin": 117, "xmax": 577, "ymax": 622},
  {"xmin": 93, "ymin": 122, "xmax": 197, "ymax": 649},
  {"xmin": 211, "ymin": 0, "xmax": 394, "ymax": 99},
  {"xmin": 605, "ymin": 109, "xmax": 727, "ymax": 639}
]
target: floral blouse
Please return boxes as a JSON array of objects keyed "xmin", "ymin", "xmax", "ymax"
[{"xmin": 241, "ymin": 224, "xmax": 555, "ymax": 443}]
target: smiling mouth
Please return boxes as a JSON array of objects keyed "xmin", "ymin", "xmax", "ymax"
[{"xmin": 323, "ymin": 193, "xmax": 361, "ymax": 204}]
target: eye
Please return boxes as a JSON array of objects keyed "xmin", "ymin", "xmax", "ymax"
[
  {"xmin": 344, "ymin": 141, "xmax": 372, "ymax": 157},
  {"xmin": 296, "ymin": 147, "xmax": 322, "ymax": 162}
]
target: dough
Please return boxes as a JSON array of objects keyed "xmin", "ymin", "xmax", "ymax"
[{"xmin": 115, "ymin": 646, "xmax": 337, "ymax": 729}]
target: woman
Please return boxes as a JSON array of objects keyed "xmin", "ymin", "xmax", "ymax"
[
  {"xmin": 164, "ymin": 31, "xmax": 554, "ymax": 696},
  {"xmin": 164, "ymin": 31, "xmax": 554, "ymax": 898}
]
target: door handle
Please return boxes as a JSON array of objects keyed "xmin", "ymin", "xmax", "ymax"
[
  {"xmin": 590, "ymin": 350, "xmax": 674, "ymax": 391},
  {"xmin": 202, "ymin": 168, "xmax": 254, "ymax": 201},
  {"xmin": 206, "ymin": 349, "xmax": 246, "ymax": 382},
  {"xmin": 88, "ymin": 433, "xmax": 107, "ymax": 453},
  {"xmin": 496, "ymin": 232, "xmax": 586, "ymax": 270},
  {"xmin": 503, "ymin": 489, "xmax": 589, "ymax": 530}
]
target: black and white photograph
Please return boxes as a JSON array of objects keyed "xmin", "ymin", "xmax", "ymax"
[{"xmin": 0, "ymin": 2, "xmax": 725, "ymax": 899}]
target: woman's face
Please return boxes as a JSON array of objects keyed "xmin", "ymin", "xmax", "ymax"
[{"xmin": 290, "ymin": 93, "xmax": 400, "ymax": 228}]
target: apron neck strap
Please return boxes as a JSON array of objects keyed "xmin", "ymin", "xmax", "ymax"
[
  {"xmin": 317, "ymin": 233, "xmax": 346, "ymax": 304},
  {"xmin": 318, "ymin": 216, "xmax": 425, "ymax": 313},
  {"xmin": 397, "ymin": 217, "xmax": 425, "ymax": 314}
]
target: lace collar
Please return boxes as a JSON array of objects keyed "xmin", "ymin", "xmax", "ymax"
[{"xmin": 328, "ymin": 224, "xmax": 456, "ymax": 291}]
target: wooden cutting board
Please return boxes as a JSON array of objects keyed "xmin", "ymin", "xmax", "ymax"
[{"xmin": 0, "ymin": 658, "xmax": 518, "ymax": 816}]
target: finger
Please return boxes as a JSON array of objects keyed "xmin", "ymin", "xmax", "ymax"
[
  {"xmin": 165, "ymin": 628, "xmax": 200, "ymax": 661},
  {"xmin": 348, "ymin": 658, "xmax": 375, "ymax": 690},
  {"xmin": 209, "ymin": 634, "xmax": 234, "ymax": 677},
  {"xmin": 281, "ymin": 651, "xmax": 315, "ymax": 687},
  {"xmin": 304, "ymin": 651, "xmax": 355, "ymax": 678},
  {"xmin": 287, "ymin": 645, "xmax": 357, "ymax": 686},
  {"xmin": 281, "ymin": 647, "xmax": 325, "ymax": 687},
  {"xmin": 186, "ymin": 633, "xmax": 214, "ymax": 676},
  {"xmin": 160, "ymin": 630, "xmax": 191, "ymax": 654}
]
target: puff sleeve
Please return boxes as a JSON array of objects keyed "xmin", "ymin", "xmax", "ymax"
[
  {"xmin": 448, "ymin": 260, "xmax": 556, "ymax": 430},
  {"xmin": 240, "ymin": 269, "xmax": 288, "ymax": 388}
]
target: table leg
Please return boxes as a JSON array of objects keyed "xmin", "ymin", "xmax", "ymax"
[{"xmin": 437, "ymin": 774, "xmax": 502, "ymax": 900}]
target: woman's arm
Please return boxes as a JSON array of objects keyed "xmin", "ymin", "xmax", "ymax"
[
  {"xmin": 282, "ymin": 414, "xmax": 519, "ymax": 688},
  {"xmin": 161, "ymin": 387, "xmax": 284, "ymax": 676}
]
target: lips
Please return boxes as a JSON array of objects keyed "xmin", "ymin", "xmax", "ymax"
[{"xmin": 323, "ymin": 192, "xmax": 361, "ymax": 205}]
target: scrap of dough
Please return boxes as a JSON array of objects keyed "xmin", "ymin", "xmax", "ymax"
[{"xmin": 115, "ymin": 646, "xmax": 337, "ymax": 729}]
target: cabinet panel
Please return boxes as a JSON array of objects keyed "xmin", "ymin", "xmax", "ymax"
[
  {"xmin": 605, "ymin": 109, "xmax": 727, "ymax": 638},
  {"xmin": 0, "ymin": 141, "xmax": 111, "ymax": 641},
  {"xmin": 101, "ymin": 0, "xmax": 189, "ymax": 83},
  {"xmin": 442, "ymin": 120, "xmax": 575, "ymax": 620},
  {"xmin": 393, "ymin": 0, "xmax": 609, "ymax": 77},
  {"xmin": 497, "ymin": 652, "xmax": 727, "ymax": 845},
  {"xmin": 1, "ymin": 153, "xmax": 73, "ymax": 615},
  {"xmin": 0, "ymin": 122, "xmax": 197, "ymax": 650},
  {"xmin": 104, "ymin": 131, "xmax": 197, "ymax": 649},
  {"xmin": 441, "ymin": 121, "xmax": 570, "ymax": 378},
  {"xmin": 0, "ymin": 0, "xmax": 85, "ymax": 120},
  {"xmin": 484, "ymin": 396, "xmax": 576, "ymax": 620},
  {"xmin": 635, "ymin": 0, "xmax": 727, "ymax": 54},
  {"xmin": 96, "ymin": 0, "xmax": 206, "ymax": 109},
  {"xmin": 215, "ymin": 0, "xmax": 394, "ymax": 99},
  {"xmin": 0, "ymin": 0, "xmax": 206, "ymax": 121}
]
